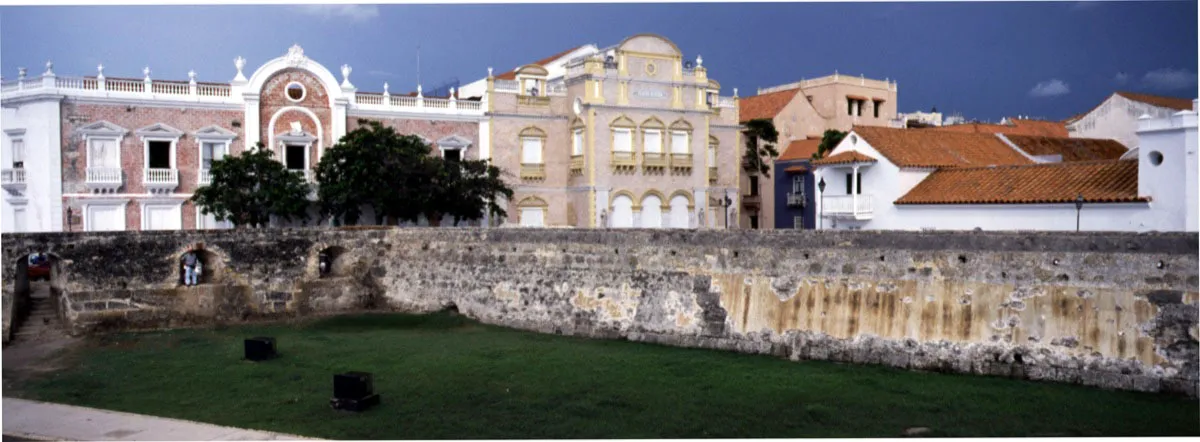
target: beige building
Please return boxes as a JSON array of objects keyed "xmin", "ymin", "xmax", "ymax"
[
  {"xmin": 474, "ymin": 34, "xmax": 741, "ymax": 228},
  {"xmin": 1065, "ymin": 91, "xmax": 1196, "ymax": 150},
  {"xmin": 736, "ymin": 73, "xmax": 898, "ymax": 229}
]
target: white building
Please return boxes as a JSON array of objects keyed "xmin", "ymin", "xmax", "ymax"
[
  {"xmin": 898, "ymin": 110, "xmax": 943, "ymax": 127},
  {"xmin": 812, "ymin": 100, "xmax": 1198, "ymax": 232},
  {"xmin": 1066, "ymin": 91, "xmax": 1195, "ymax": 150}
]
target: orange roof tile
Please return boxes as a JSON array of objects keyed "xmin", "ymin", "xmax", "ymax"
[
  {"xmin": 852, "ymin": 126, "xmax": 1033, "ymax": 169},
  {"xmin": 778, "ymin": 139, "xmax": 821, "ymax": 161},
  {"xmin": 927, "ymin": 119, "xmax": 1067, "ymax": 137},
  {"xmin": 1116, "ymin": 91, "xmax": 1195, "ymax": 111},
  {"xmin": 495, "ymin": 46, "xmax": 583, "ymax": 80},
  {"xmin": 812, "ymin": 150, "xmax": 878, "ymax": 166},
  {"xmin": 738, "ymin": 88, "xmax": 799, "ymax": 123},
  {"xmin": 895, "ymin": 160, "xmax": 1144, "ymax": 205},
  {"xmin": 1004, "ymin": 135, "xmax": 1129, "ymax": 162},
  {"xmin": 784, "ymin": 165, "xmax": 809, "ymax": 173}
]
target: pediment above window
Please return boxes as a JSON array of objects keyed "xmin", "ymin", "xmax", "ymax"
[
  {"xmin": 194, "ymin": 125, "xmax": 238, "ymax": 141},
  {"xmin": 135, "ymin": 123, "xmax": 185, "ymax": 139},
  {"xmin": 277, "ymin": 132, "xmax": 317, "ymax": 145},
  {"xmin": 436, "ymin": 135, "xmax": 472, "ymax": 150},
  {"xmin": 78, "ymin": 121, "xmax": 129, "ymax": 138}
]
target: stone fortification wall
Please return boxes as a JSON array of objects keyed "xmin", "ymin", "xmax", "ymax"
[{"xmin": 2, "ymin": 228, "xmax": 1196, "ymax": 395}]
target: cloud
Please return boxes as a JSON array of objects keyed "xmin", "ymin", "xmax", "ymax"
[
  {"xmin": 1029, "ymin": 79, "xmax": 1070, "ymax": 98},
  {"xmin": 1114, "ymin": 72, "xmax": 1129, "ymax": 85},
  {"xmin": 294, "ymin": 5, "xmax": 379, "ymax": 22},
  {"xmin": 1141, "ymin": 68, "xmax": 1198, "ymax": 91}
]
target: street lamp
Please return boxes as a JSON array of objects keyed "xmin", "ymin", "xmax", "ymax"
[
  {"xmin": 66, "ymin": 207, "xmax": 73, "ymax": 232},
  {"xmin": 1074, "ymin": 193, "xmax": 1084, "ymax": 232},
  {"xmin": 722, "ymin": 195, "xmax": 732, "ymax": 229},
  {"xmin": 817, "ymin": 177, "xmax": 827, "ymax": 230}
]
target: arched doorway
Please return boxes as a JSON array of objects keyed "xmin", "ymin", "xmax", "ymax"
[
  {"xmin": 668, "ymin": 194, "xmax": 690, "ymax": 228},
  {"xmin": 317, "ymin": 246, "xmax": 351, "ymax": 278},
  {"xmin": 178, "ymin": 247, "xmax": 223, "ymax": 286},
  {"xmin": 640, "ymin": 195, "xmax": 663, "ymax": 228},
  {"xmin": 611, "ymin": 195, "xmax": 634, "ymax": 228},
  {"xmin": 7, "ymin": 253, "xmax": 63, "ymax": 345}
]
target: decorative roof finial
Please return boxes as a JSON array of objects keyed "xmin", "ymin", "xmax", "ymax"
[
  {"xmin": 417, "ymin": 84, "xmax": 423, "ymax": 98},
  {"xmin": 696, "ymin": 55, "xmax": 703, "ymax": 67},
  {"xmin": 233, "ymin": 57, "xmax": 248, "ymax": 83},
  {"xmin": 340, "ymin": 64, "xmax": 353, "ymax": 88},
  {"xmin": 143, "ymin": 66, "xmax": 151, "ymax": 79},
  {"xmin": 733, "ymin": 87, "xmax": 738, "ymax": 98},
  {"xmin": 188, "ymin": 70, "xmax": 196, "ymax": 82},
  {"xmin": 450, "ymin": 87, "xmax": 456, "ymax": 99},
  {"xmin": 18, "ymin": 67, "xmax": 26, "ymax": 79},
  {"xmin": 383, "ymin": 82, "xmax": 389, "ymax": 95},
  {"xmin": 44, "ymin": 60, "xmax": 54, "ymax": 75},
  {"xmin": 97, "ymin": 64, "xmax": 105, "ymax": 78},
  {"xmin": 488, "ymin": 67, "xmax": 493, "ymax": 78}
]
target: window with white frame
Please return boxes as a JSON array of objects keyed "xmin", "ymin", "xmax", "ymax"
[
  {"xmin": 88, "ymin": 138, "xmax": 121, "ymax": 170},
  {"xmin": 197, "ymin": 207, "xmax": 232, "ymax": 230},
  {"xmin": 614, "ymin": 129, "xmax": 633, "ymax": 152},
  {"xmin": 521, "ymin": 137, "xmax": 543, "ymax": 164},
  {"xmin": 707, "ymin": 142, "xmax": 717, "ymax": 164},
  {"xmin": 201, "ymin": 142, "xmax": 227, "ymax": 170},
  {"xmin": 10, "ymin": 137, "xmax": 25, "ymax": 169},
  {"xmin": 793, "ymin": 215, "xmax": 803, "ymax": 230},
  {"xmin": 643, "ymin": 130, "xmax": 662, "ymax": 153},
  {"xmin": 572, "ymin": 129, "xmax": 584, "ymax": 156},
  {"xmin": 670, "ymin": 131, "xmax": 688, "ymax": 154},
  {"xmin": 520, "ymin": 207, "xmax": 545, "ymax": 227},
  {"xmin": 84, "ymin": 201, "xmax": 127, "ymax": 232},
  {"xmin": 792, "ymin": 175, "xmax": 805, "ymax": 195},
  {"xmin": 142, "ymin": 202, "xmax": 182, "ymax": 231}
]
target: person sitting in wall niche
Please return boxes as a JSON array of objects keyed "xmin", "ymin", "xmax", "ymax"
[
  {"xmin": 181, "ymin": 245, "xmax": 205, "ymax": 287},
  {"xmin": 318, "ymin": 250, "xmax": 331, "ymax": 278}
]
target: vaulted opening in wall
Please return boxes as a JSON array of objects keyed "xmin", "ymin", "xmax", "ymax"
[
  {"xmin": 179, "ymin": 248, "xmax": 222, "ymax": 286},
  {"xmin": 148, "ymin": 141, "xmax": 171, "ymax": 169},
  {"xmin": 318, "ymin": 246, "xmax": 351, "ymax": 278},
  {"xmin": 285, "ymin": 145, "xmax": 306, "ymax": 170},
  {"xmin": 9, "ymin": 253, "xmax": 62, "ymax": 342}
]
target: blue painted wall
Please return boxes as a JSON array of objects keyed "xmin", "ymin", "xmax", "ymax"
[{"xmin": 772, "ymin": 159, "xmax": 816, "ymax": 229}]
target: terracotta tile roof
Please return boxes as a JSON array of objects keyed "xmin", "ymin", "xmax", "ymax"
[
  {"xmin": 738, "ymin": 88, "xmax": 800, "ymax": 123},
  {"xmin": 495, "ymin": 46, "xmax": 583, "ymax": 80},
  {"xmin": 927, "ymin": 119, "xmax": 1067, "ymax": 137},
  {"xmin": 812, "ymin": 150, "xmax": 878, "ymax": 166},
  {"xmin": 852, "ymin": 125, "xmax": 1033, "ymax": 168},
  {"xmin": 1004, "ymin": 135, "xmax": 1129, "ymax": 161},
  {"xmin": 895, "ymin": 159, "xmax": 1144, "ymax": 205},
  {"xmin": 784, "ymin": 165, "xmax": 809, "ymax": 173},
  {"xmin": 778, "ymin": 139, "xmax": 821, "ymax": 161},
  {"xmin": 1116, "ymin": 91, "xmax": 1195, "ymax": 111}
]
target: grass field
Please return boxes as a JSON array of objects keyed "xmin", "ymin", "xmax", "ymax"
[{"xmin": 6, "ymin": 313, "xmax": 1198, "ymax": 439}]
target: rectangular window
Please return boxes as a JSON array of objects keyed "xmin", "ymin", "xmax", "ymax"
[
  {"xmin": 89, "ymin": 139, "xmax": 119, "ymax": 168},
  {"xmin": 520, "ymin": 207, "xmax": 544, "ymax": 227},
  {"xmin": 707, "ymin": 144, "xmax": 717, "ymax": 164},
  {"xmin": 144, "ymin": 205, "xmax": 180, "ymax": 231},
  {"xmin": 521, "ymin": 137, "xmax": 543, "ymax": 164},
  {"xmin": 614, "ymin": 129, "xmax": 633, "ymax": 152},
  {"xmin": 847, "ymin": 98, "xmax": 854, "ymax": 116},
  {"xmin": 749, "ymin": 215, "xmax": 759, "ymax": 229},
  {"xmin": 793, "ymin": 215, "xmax": 803, "ymax": 230},
  {"xmin": 873, "ymin": 101, "xmax": 882, "ymax": 118},
  {"xmin": 444, "ymin": 149, "xmax": 461, "ymax": 162},
  {"xmin": 87, "ymin": 205, "xmax": 123, "ymax": 231},
  {"xmin": 670, "ymin": 131, "xmax": 688, "ymax": 154},
  {"xmin": 844, "ymin": 172, "xmax": 863, "ymax": 194},
  {"xmin": 11, "ymin": 138, "xmax": 24, "ymax": 168},
  {"xmin": 12, "ymin": 207, "xmax": 26, "ymax": 232},
  {"xmin": 749, "ymin": 176, "xmax": 759, "ymax": 196},
  {"xmin": 643, "ymin": 130, "xmax": 662, "ymax": 153},
  {"xmin": 201, "ymin": 142, "xmax": 226, "ymax": 170},
  {"xmin": 792, "ymin": 175, "xmax": 805, "ymax": 194},
  {"xmin": 147, "ymin": 141, "xmax": 171, "ymax": 169},
  {"xmin": 286, "ymin": 144, "xmax": 306, "ymax": 170},
  {"xmin": 572, "ymin": 129, "xmax": 583, "ymax": 156},
  {"xmin": 856, "ymin": 100, "xmax": 864, "ymax": 117}
]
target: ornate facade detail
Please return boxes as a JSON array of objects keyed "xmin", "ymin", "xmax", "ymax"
[{"xmin": 285, "ymin": 44, "xmax": 307, "ymax": 67}]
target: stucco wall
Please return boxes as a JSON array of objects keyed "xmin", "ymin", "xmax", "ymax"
[
  {"xmin": 1, "ymin": 98, "xmax": 63, "ymax": 233},
  {"xmin": 2, "ymin": 228, "xmax": 1197, "ymax": 396}
]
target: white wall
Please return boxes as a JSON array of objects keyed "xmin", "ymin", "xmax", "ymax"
[
  {"xmin": 2, "ymin": 98, "xmax": 63, "ymax": 233},
  {"xmin": 892, "ymin": 203, "xmax": 1149, "ymax": 231},
  {"xmin": 1068, "ymin": 94, "xmax": 1179, "ymax": 149},
  {"xmin": 814, "ymin": 134, "xmax": 929, "ymax": 230}
]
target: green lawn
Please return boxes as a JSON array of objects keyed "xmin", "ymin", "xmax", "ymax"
[{"xmin": 7, "ymin": 313, "xmax": 1198, "ymax": 439}]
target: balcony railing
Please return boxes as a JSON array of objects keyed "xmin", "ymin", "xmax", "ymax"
[
  {"xmin": 198, "ymin": 168, "xmax": 213, "ymax": 186},
  {"xmin": 708, "ymin": 166, "xmax": 718, "ymax": 183},
  {"xmin": 822, "ymin": 194, "xmax": 874, "ymax": 219},
  {"xmin": 715, "ymin": 96, "xmax": 736, "ymax": 108},
  {"xmin": 494, "ymin": 79, "xmax": 520, "ymax": 93},
  {"xmin": 86, "ymin": 167, "xmax": 123, "ymax": 193},
  {"xmin": 570, "ymin": 155, "xmax": 584, "ymax": 173},
  {"xmin": 1, "ymin": 168, "xmax": 26, "ymax": 190},
  {"xmin": 518, "ymin": 95, "xmax": 551, "ymax": 106},
  {"xmin": 670, "ymin": 153, "xmax": 693, "ymax": 169},
  {"xmin": 520, "ymin": 163, "xmax": 546, "ymax": 180},
  {"xmin": 1, "ymin": 75, "xmax": 233, "ymax": 99},
  {"xmin": 143, "ymin": 168, "xmax": 179, "ymax": 193},
  {"xmin": 787, "ymin": 192, "xmax": 806, "ymax": 207},
  {"xmin": 611, "ymin": 151, "xmax": 636, "ymax": 169},
  {"xmin": 290, "ymin": 169, "xmax": 314, "ymax": 183},
  {"xmin": 642, "ymin": 152, "xmax": 668, "ymax": 168}
]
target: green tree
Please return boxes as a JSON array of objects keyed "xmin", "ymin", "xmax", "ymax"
[
  {"xmin": 191, "ymin": 144, "xmax": 311, "ymax": 228},
  {"xmin": 419, "ymin": 157, "xmax": 514, "ymax": 227},
  {"xmin": 813, "ymin": 129, "xmax": 847, "ymax": 160},
  {"xmin": 315, "ymin": 120, "xmax": 431, "ymax": 225},
  {"xmin": 741, "ymin": 118, "xmax": 780, "ymax": 203}
]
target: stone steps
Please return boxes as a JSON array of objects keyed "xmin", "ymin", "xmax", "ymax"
[{"xmin": 12, "ymin": 297, "xmax": 64, "ymax": 342}]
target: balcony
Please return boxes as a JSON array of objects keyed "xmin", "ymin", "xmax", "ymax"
[
  {"xmin": 86, "ymin": 167, "xmax": 123, "ymax": 193},
  {"xmin": 143, "ymin": 168, "xmax": 179, "ymax": 193},
  {"xmin": 708, "ymin": 167, "xmax": 718, "ymax": 183},
  {"xmin": 198, "ymin": 169, "xmax": 212, "ymax": 186},
  {"xmin": 570, "ymin": 155, "xmax": 584, "ymax": 174},
  {"xmin": 670, "ymin": 153, "xmax": 693, "ymax": 169},
  {"xmin": 787, "ymin": 192, "xmax": 806, "ymax": 207},
  {"xmin": 822, "ymin": 194, "xmax": 874, "ymax": 220},
  {"xmin": 611, "ymin": 151, "xmax": 636, "ymax": 170},
  {"xmin": 742, "ymin": 194, "xmax": 761, "ymax": 208},
  {"xmin": 2, "ymin": 168, "xmax": 26, "ymax": 191},
  {"xmin": 520, "ymin": 163, "xmax": 545, "ymax": 180},
  {"xmin": 518, "ymin": 95, "xmax": 551, "ymax": 107},
  {"xmin": 290, "ymin": 169, "xmax": 315, "ymax": 183},
  {"xmin": 642, "ymin": 152, "xmax": 668, "ymax": 169}
]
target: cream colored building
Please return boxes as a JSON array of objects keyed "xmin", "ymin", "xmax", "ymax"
[
  {"xmin": 475, "ymin": 34, "xmax": 741, "ymax": 228},
  {"xmin": 737, "ymin": 72, "xmax": 898, "ymax": 229},
  {"xmin": 1065, "ymin": 91, "xmax": 1196, "ymax": 150}
]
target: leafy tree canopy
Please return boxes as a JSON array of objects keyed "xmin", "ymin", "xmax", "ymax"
[
  {"xmin": 813, "ymin": 129, "xmax": 848, "ymax": 160},
  {"xmin": 741, "ymin": 118, "xmax": 780, "ymax": 178},
  {"xmin": 191, "ymin": 144, "xmax": 311, "ymax": 228}
]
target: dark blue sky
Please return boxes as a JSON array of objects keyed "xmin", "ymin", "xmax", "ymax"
[{"xmin": 1, "ymin": 2, "xmax": 1196, "ymax": 122}]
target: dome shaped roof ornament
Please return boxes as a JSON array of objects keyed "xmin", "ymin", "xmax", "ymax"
[{"xmin": 285, "ymin": 44, "xmax": 307, "ymax": 67}]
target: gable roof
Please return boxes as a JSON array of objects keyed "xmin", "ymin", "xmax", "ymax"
[
  {"xmin": 926, "ymin": 119, "xmax": 1067, "ymax": 137},
  {"xmin": 778, "ymin": 139, "xmax": 821, "ymax": 161},
  {"xmin": 811, "ymin": 150, "xmax": 878, "ymax": 166},
  {"xmin": 738, "ymin": 88, "xmax": 799, "ymax": 123},
  {"xmin": 1004, "ymin": 135, "xmax": 1128, "ymax": 162},
  {"xmin": 895, "ymin": 159, "xmax": 1143, "ymax": 205},
  {"xmin": 852, "ymin": 125, "xmax": 1033, "ymax": 169},
  {"xmin": 1116, "ymin": 91, "xmax": 1195, "ymax": 111},
  {"xmin": 495, "ymin": 46, "xmax": 584, "ymax": 80}
]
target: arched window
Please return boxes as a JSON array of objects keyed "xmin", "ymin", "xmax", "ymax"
[
  {"xmin": 640, "ymin": 117, "xmax": 665, "ymax": 155},
  {"xmin": 519, "ymin": 127, "xmax": 546, "ymax": 180},
  {"xmin": 517, "ymin": 196, "xmax": 548, "ymax": 227},
  {"xmin": 668, "ymin": 191, "xmax": 692, "ymax": 229},
  {"xmin": 640, "ymin": 191, "xmax": 665, "ymax": 228},
  {"xmin": 610, "ymin": 192, "xmax": 635, "ymax": 228}
]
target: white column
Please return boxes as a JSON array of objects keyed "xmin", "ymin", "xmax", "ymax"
[
  {"xmin": 243, "ymin": 95, "xmax": 261, "ymax": 151},
  {"xmin": 331, "ymin": 98, "xmax": 348, "ymax": 153},
  {"xmin": 478, "ymin": 119, "xmax": 491, "ymax": 161},
  {"xmin": 851, "ymin": 165, "xmax": 860, "ymax": 217},
  {"xmin": 595, "ymin": 188, "xmax": 611, "ymax": 228}
]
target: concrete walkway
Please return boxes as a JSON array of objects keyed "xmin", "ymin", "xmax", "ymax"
[{"xmin": 2, "ymin": 398, "xmax": 319, "ymax": 441}]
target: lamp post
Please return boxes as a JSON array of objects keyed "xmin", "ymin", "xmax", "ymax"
[
  {"xmin": 66, "ymin": 207, "xmax": 73, "ymax": 232},
  {"xmin": 721, "ymin": 195, "xmax": 732, "ymax": 229},
  {"xmin": 817, "ymin": 177, "xmax": 827, "ymax": 230},
  {"xmin": 1074, "ymin": 193, "xmax": 1084, "ymax": 232}
]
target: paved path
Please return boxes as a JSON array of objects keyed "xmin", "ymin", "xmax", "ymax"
[{"xmin": 2, "ymin": 398, "xmax": 319, "ymax": 441}]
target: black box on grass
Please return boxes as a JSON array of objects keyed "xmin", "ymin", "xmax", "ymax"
[
  {"xmin": 330, "ymin": 393, "xmax": 380, "ymax": 412},
  {"xmin": 331, "ymin": 371, "xmax": 379, "ymax": 412},
  {"xmin": 244, "ymin": 337, "xmax": 277, "ymax": 361}
]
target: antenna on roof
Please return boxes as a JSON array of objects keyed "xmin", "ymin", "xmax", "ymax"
[{"xmin": 417, "ymin": 43, "xmax": 422, "ymax": 89}]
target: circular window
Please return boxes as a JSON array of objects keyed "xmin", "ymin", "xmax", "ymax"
[
  {"xmin": 850, "ymin": 134, "xmax": 858, "ymax": 145},
  {"xmin": 645, "ymin": 62, "xmax": 657, "ymax": 76},
  {"xmin": 1149, "ymin": 151, "xmax": 1163, "ymax": 166},
  {"xmin": 285, "ymin": 82, "xmax": 305, "ymax": 102}
]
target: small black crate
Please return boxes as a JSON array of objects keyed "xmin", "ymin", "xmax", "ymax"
[
  {"xmin": 244, "ymin": 337, "xmax": 277, "ymax": 361},
  {"xmin": 333, "ymin": 371, "xmax": 374, "ymax": 399}
]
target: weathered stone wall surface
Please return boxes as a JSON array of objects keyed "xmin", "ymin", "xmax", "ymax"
[{"xmin": 2, "ymin": 228, "xmax": 1197, "ymax": 396}]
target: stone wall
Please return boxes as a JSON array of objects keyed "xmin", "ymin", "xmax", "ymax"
[{"xmin": 2, "ymin": 228, "xmax": 1196, "ymax": 396}]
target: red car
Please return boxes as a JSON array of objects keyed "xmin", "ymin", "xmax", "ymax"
[{"xmin": 27, "ymin": 254, "xmax": 50, "ymax": 281}]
